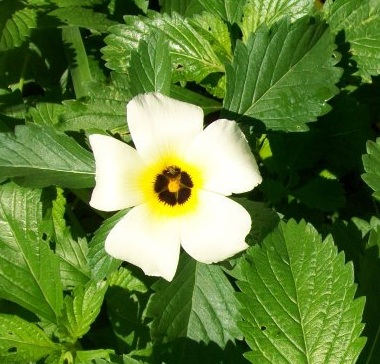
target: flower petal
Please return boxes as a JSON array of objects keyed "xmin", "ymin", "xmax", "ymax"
[
  {"xmin": 186, "ymin": 119, "xmax": 262, "ymax": 195},
  {"xmin": 89, "ymin": 134, "xmax": 145, "ymax": 211},
  {"xmin": 180, "ymin": 191, "xmax": 250, "ymax": 263},
  {"xmin": 127, "ymin": 93, "xmax": 204, "ymax": 160},
  {"xmin": 105, "ymin": 204, "xmax": 181, "ymax": 281}
]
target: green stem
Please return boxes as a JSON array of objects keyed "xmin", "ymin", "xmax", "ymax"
[{"xmin": 62, "ymin": 26, "xmax": 92, "ymax": 99}]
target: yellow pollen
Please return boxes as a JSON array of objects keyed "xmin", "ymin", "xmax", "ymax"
[{"xmin": 167, "ymin": 177, "xmax": 181, "ymax": 193}]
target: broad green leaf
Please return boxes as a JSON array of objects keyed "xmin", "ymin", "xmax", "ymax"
[
  {"xmin": 326, "ymin": 0, "xmax": 380, "ymax": 81},
  {"xmin": 147, "ymin": 253, "xmax": 242, "ymax": 348},
  {"xmin": 0, "ymin": 183, "xmax": 63, "ymax": 323},
  {"xmin": 0, "ymin": 6, "xmax": 37, "ymax": 51},
  {"xmin": 52, "ymin": 188, "xmax": 90, "ymax": 288},
  {"xmin": 159, "ymin": 0, "xmax": 204, "ymax": 17},
  {"xmin": 88, "ymin": 209, "xmax": 127, "ymax": 281},
  {"xmin": 223, "ymin": 16, "xmax": 341, "ymax": 131},
  {"xmin": 0, "ymin": 314, "xmax": 60, "ymax": 363},
  {"xmin": 0, "ymin": 124, "xmax": 95, "ymax": 188},
  {"xmin": 241, "ymin": 0, "xmax": 314, "ymax": 41},
  {"xmin": 103, "ymin": 12, "xmax": 224, "ymax": 84},
  {"xmin": 128, "ymin": 32, "xmax": 172, "ymax": 96},
  {"xmin": 237, "ymin": 219, "xmax": 366, "ymax": 363},
  {"xmin": 48, "ymin": 6, "xmax": 117, "ymax": 32},
  {"xmin": 362, "ymin": 138, "xmax": 380, "ymax": 201},
  {"xmin": 59, "ymin": 280, "xmax": 108, "ymax": 341}
]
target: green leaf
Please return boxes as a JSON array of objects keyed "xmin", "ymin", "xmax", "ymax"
[
  {"xmin": 103, "ymin": 12, "xmax": 224, "ymax": 84},
  {"xmin": 0, "ymin": 5, "xmax": 37, "ymax": 51},
  {"xmin": 0, "ymin": 183, "xmax": 63, "ymax": 323},
  {"xmin": 237, "ymin": 219, "xmax": 366, "ymax": 363},
  {"xmin": 159, "ymin": 0, "xmax": 204, "ymax": 17},
  {"xmin": 88, "ymin": 210, "xmax": 127, "ymax": 281},
  {"xmin": 128, "ymin": 32, "xmax": 172, "ymax": 96},
  {"xmin": 0, "ymin": 124, "xmax": 95, "ymax": 188},
  {"xmin": 59, "ymin": 280, "xmax": 108, "ymax": 341},
  {"xmin": 241, "ymin": 0, "xmax": 314, "ymax": 41},
  {"xmin": 48, "ymin": 6, "xmax": 117, "ymax": 33},
  {"xmin": 147, "ymin": 253, "xmax": 242, "ymax": 348},
  {"xmin": 106, "ymin": 267, "xmax": 150, "ymax": 351},
  {"xmin": 52, "ymin": 188, "xmax": 90, "ymax": 289},
  {"xmin": 326, "ymin": 0, "xmax": 380, "ymax": 81},
  {"xmin": 196, "ymin": 0, "xmax": 246, "ymax": 25},
  {"xmin": 223, "ymin": 17, "xmax": 342, "ymax": 131},
  {"xmin": 0, "ymin": 314, "xmax": 60, "ymax": 363},
  {"xmin": 362, "ymin": 138, "xmax": 380, "ymax": 201}
]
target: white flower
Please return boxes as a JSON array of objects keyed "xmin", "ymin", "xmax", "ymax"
[{"xmin": 89, "ymin": 92, "xmax": 262, "ymax": 281}]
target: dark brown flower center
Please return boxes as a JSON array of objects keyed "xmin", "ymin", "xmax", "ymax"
[{"xmin": 154, "ymin": 165, "xmax": 193, "ymax": 206}]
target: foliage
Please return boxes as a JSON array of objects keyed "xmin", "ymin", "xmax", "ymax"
[{"xmin": 0, "ymin": 0, "xmax": 379, "ymax": 363}]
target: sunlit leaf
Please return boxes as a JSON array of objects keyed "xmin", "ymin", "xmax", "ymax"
[
  {"xmin": 0, "ymin": 124, "xmax": 95, "ymax": 188},
  {"xmin": 237, "ymin": 220, "xmax": 366, "ymax": 363},
  {"xmin": 0, "ymin": 314, "xmax": 60, "ymax": 363},
  {"xmin": 362, "ymin": 138, "xmax": 380, "ymax": 201},
  {"xmin": 224, "ymin": 16, "xmax": 341, "ymax": 131},
  {"xmin": 0, "ymin": 183, "xmax": 63, "ymax": 323}
]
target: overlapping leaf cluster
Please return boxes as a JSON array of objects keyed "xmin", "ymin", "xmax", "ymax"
[{"xmin": 0, "ymin": 0, "xmax": 379, "ymax": 363}]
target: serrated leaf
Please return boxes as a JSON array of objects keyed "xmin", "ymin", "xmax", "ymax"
[
  {"xmin": 147, "ymin": 253, "xmax": 242, "ymax": 348},
  {"xmin": 362, "ymin": 138, "xmax": 380, "ymax": 201},
  {"xmin": 159, "ymin": 0, "xmax": 204, "ymax": 17},
  {"xmin": 223, "ymin": 16, "xmax": 341, "ymax": 131},
  {"xmin": 241, "ymin": 0, "xmax": 314, "ymax": 41},
  {"xmin": 0, "ymin": 6, "xmax": 37, "ymax": 51},
  {"xmin": 88, "ymin": 210, "xmax": 127, "ymax": 281},
  {"xmin": 0, "ymin": 124, "xmax": 95, "ymax": 188},
  {"xmin": 0, "ymin": 183, "xmax": 63, "ymax": 323},
  {"xmin": 59, "ymin": 280, "xmax": 108, "ymax": 341},
  {"xmin": 48, "ymin": 6, "xmax": 117, "ymax": 32},
  {"xmin": 197, "ymin": 0, "xmax": 246, "ymax": 25},
  {"xmin": 52, "ymin": 188, "xmax": 90, "ymax": 289},
  {"xmin": 0, "ymin": 314, "xmax": 60, "ymax": 363},
  {"xmin": 237, "ymin": 219, "xmax": 366, "ymax": 363},
  {"xmin": 103, "ymin": 12, "xmax": 224, "ymax": 83},
  {"xmin": 326, "ymin": 0, "xmax": 380, "ymax": 81},
  {"xmin": 30, "ymin": 78, "xmax": 132, "ymax": 133},
  {"xmin": 128, "ymin": 32, "xmax": 171, "ymax": 96}
]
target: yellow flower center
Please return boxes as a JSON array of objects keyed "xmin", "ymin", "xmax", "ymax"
[{"xmin": 138, "ymin": 154, "xmax": 203, "ymax": 217}]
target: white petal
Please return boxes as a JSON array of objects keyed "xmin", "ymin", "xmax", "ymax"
[
  {"xmin": 127, "ymin": 93, "xmax": 204, "ymax": 160},
  {"xmin": 186, "ymin": 119, "xmax": 262, "ymax": 195},
  {"xmin": 89, "ymin": 134, "xmax": 145, "ymax": 211},
  {"xmin": 180, "ymin": 191, "xmax": 250, "ymax": 264},
  {"xmin": 105, "ymin": 204, "xmax": 181, "ymax": 281}
]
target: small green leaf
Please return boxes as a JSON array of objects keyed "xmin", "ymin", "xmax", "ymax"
[
  {"xmin": 224, "ymin": 17, "xmax": 342, "ymax": 131},
  {"xmin": 237, "ymin": 219, "xmax": 366, "ymax": 363},
  {"xmin": 326, "ymin": 0, "xmax": 380, "ymax": 81},
  {"xmin": 59, "ymin": 280, "xmax": 108, "ymax": 341},
  {"xmin": 0, "ymin": 124, "xmax": 95, "ymax": 188},
  {"xmin": 0, "ymin": 314, "xmax": 60, "ymax": 363},
  {"xmin": 241, "ymin": 0, "xmax": 314, "ymax": 41},
  {"xmin": 362, "ymin": 138, "xmax": 380, "ymax": 201},
  {"xmin": 147, "ymin": 253, "xmax": 242, "ymax": 348},
  {"xmin": 128, "ymin": 32, "xmax": 172, "ymax": 96},
  {"xmin": 88, "ymin": 210, "xmax": 127, "ymax": 281},
  {"xmin": 194, "ymin": 0, "xmax": 246, "ymax": 25},
  {"xmin": 0, "ymin": 182, "xmax": 63, "ymax": 324}
]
